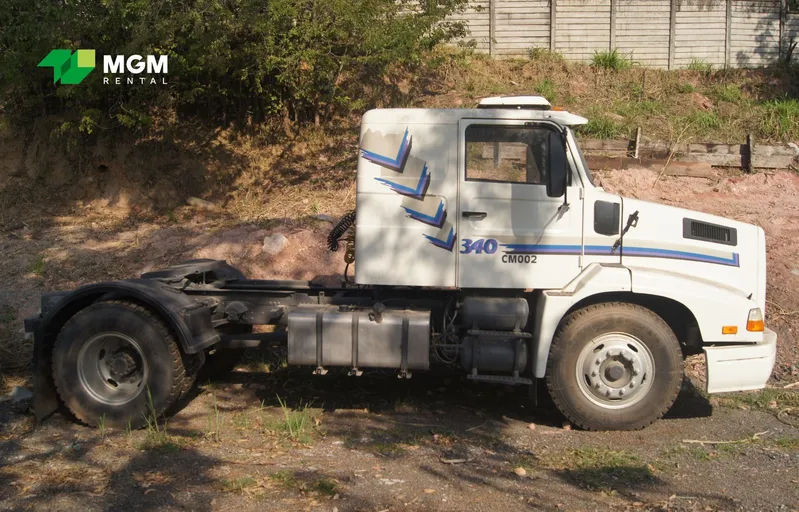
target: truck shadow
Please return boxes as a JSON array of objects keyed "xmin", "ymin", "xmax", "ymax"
[{"xmin": 188, "ymin": 349, "xmax": 713, "ymax": 428}]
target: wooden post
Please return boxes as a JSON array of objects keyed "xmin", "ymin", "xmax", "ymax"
[
  {"xmin": 669, "ymin": 0, "xmax": 678, "ymax": 70},
  {"xmin": 489, "ymin": 0, "xmax": 496, "ymax": 56},
  {"xmin": 550, "ymin": 0, "xmax": 557, "ymax": 52},
  {"xmin": 610, "ymin": 0, "xmax": 617, "ymax": 50},
  {"xmin": 745, "ymin": 134, "xmax": 754, "ymax": 174},
  {"xmin": 725, "ymin": 0, "xmax": 732, "ymax": 68}
]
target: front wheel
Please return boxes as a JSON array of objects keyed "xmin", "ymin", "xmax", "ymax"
[
  {"xmin": 52, "ymin": 300, "xmax": 191, "ymax": 429},
  {"xmin": 545, "ymin": 302, "xmax": 683, "ymax": 430}
]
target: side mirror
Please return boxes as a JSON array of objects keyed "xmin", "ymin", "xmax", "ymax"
[{"xmin": 546, "ymin": 131, "xmax": 568, "ymax": 198}]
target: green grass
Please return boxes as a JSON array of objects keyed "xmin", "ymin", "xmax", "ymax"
[
  {"xmin": 720, "ymin": 387, "xmax": 799, "ymax": 410},
  {"xmin": 276, "ymin": 394, "xmax": 313, "ymax": 443},
  {"xmin": 373, "ymin": 441, "xmax": 405, "ymax": 456},
  {"xmin": 616, "ymin": 99, "xmax": 664, "ymax": 118},
  {"xmin": 270, "ymin": 470, "xmax": 301, "ymax": 491},
  {"xmin": 771, "ymin": 437, "xmax": 799, "ymax": 450},
  {"xmin": 713, "ymin": 84, "xmax": 745, "ymax": 104},
  {"xmin": 27, "ymin": 254, "xmax": 46, "ymax": 276},
  {"xmin": 677, "ymin": 82, "xmax": 696, "ymax": 93},
  {"xmin": 528, "ymin": 47, "xmax": 565, "ymax": 62},
  {"xmin": 579, "ymin": 116, "xmax": 624, "ymax": 139},
  {"xmin": 206, "ymin": 394, "xmax": 225, "ymax": 442},
  {"xmin": 138, "ymin": 388, "xmax": 181, "ymax": 452},
  {"xmin": 312, "ymin": 478, "xmax": 338, "ymax": 497},
  {"xmin": 98, "ymin": 415, "xmax": 107, "ymax": 443},
  {"xmin": 269, "ymin": 471, "xmax": 338, "ymax": 497},
  {"xmin": 0, "ymin": 305, "xmax": 15, "ymax": 326},
  {"xmin": 592, "ymin": 49, "xmax": 633, "ymax": 71},
  {"xmin": 534, "ymin": 79, "xmax": 557, "ymax": 102},
  {"xmin": 686, "ymin": 110, "xmax": 721, "ymax": 130},
  {"xmin": 687, "ymin": 58, "xmax": 713, "ymax": 73},
  {"xmin": 546, "ymin": 447, "xmax": 653, "ymax": 490},
  {"xmin": 222, "ymin": 475, "xmax": 259, "ymax": 492},
  {"xmin": 760, "ymin": 98, "xmax": 799, "ymax": 140}
]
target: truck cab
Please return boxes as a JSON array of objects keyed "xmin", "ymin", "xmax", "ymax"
[
  {"xmin": 355, "ymin": 96, "xmax": 774, "ymax": 392},
  {"xmin": 25, "ymin": 97, "xmax": 777, "ymax": 432}
]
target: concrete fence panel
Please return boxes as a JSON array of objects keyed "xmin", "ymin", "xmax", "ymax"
[{"xmin": 455, "ymin": 0, "xmax": 795, "ymax": 68}]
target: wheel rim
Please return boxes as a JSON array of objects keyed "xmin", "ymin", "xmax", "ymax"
[
  {"xmin": 575, "ymin": 332, "xmax": 655, "ymax": 409},
  {"xmin": 77, "ymin": 332, "xmax": 148, "ymax": 406}
]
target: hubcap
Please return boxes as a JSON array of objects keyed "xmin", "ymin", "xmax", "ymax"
[
  {"xmin": 575, "ymin": 332, "xmax": 655, "ymax": 409},
  {"xmin": 77, "ymin": 333, "xmax": 147, "ymax": 406}
]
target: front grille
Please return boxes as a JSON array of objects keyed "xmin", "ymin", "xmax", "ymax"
[{"xmin": 683, "ymin": 218, "xmax": 737, "ymax": 246}]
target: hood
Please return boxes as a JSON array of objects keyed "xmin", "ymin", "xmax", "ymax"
[{"xmin": 619, "ymin": 197, "xmax": 764, "ymax": 309}]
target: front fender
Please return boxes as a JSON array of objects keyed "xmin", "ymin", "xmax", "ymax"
[
  {"xmin": 628, "ymin": 266, "xmax": 762, "ymax": 343},
  {"xmin": 532, "ymin": 264, "xmax": 632, "ymax": 377}
]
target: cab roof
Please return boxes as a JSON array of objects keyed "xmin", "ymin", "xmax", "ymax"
[{"xmin": 363, "ymin": 96, "xmax": 588, "ymax": 127}]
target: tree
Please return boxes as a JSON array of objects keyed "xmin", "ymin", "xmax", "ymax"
[{"xmin": 0, "ymin": 0, "xmax": 468, "ymax": 136}]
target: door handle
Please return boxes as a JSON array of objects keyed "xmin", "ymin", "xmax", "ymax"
[{"xmin": 462, "ymin": 211, "xmax": 487, "ymax": 220}]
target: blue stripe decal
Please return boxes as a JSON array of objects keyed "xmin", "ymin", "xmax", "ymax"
[
  {"xmin": 425, "ymin": 227, "xmax": 456, "ymax": 251},
  {"xmin": 361, "ymin": 128, "xmax": 411, "ymax": 171},
  {"xmin": 501, "ymin": 244, "xmax": 739, "ymax": 267},
  {"xmin": 402, "ymin": 200, "xmax": 446, "ymax": 228},
  {"xmin": 375, "ymin": 163, "xmax": 430, "ymax": 199},
  {"xmin": 622, "ymin": 246, "xmax": 739, "ymax": 266}
]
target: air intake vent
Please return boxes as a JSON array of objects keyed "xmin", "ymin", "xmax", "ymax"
[{"xmin": 683, "ymin": 218, "xmax": 737, "ymax": 246}]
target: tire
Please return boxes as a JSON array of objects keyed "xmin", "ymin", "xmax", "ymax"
[
  {"xmin": 545, "ymin": 302, "xmax": 683, "ymax": 431},
  {"xmin": 52, "ymin": 300, "xmax": 190, "ymax": 429}
]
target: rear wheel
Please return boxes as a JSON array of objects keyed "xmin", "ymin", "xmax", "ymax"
[
  {"xmin": 52, "ymin": 300, "xmax": 190, "ymax": 429},
  {"xmin": 545, "ymin": 302, "xmax": 683, "ymax": 430}
]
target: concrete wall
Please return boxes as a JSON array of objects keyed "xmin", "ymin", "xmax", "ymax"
[{"xmin": 455, "ymin": 0, "xmax": 795, "ymax": 68}]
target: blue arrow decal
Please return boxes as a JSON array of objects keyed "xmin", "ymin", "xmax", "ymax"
[
  {"xmin": 402, "ymin": 200, "xmax": 446, "ymax": 228},
  {"xmin": 424, "ymin": 227, "xmax": 456, "ymax": 251},
  {"xmin": 375, "ymin": 163, "xmax": 430, "ymax": 199},
  {"xmin": 361, "ymin": 128, "xmax": 411, "ymax": 171}
]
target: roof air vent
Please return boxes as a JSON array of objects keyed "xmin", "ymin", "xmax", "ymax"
[{"xmin": 478, "ymin": 96, "xmax": 551, "ymax": 110}]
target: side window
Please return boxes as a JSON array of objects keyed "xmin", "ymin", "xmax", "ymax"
[{"xmin": 465, "ymin": 125, "xmax": 552, "ymax": 185}]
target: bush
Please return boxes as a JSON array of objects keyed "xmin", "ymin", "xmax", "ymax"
[
  {"xmin": 0, "ymin": 0, "xmax": 468, "ymax": 138},
  {"xmin": 591, "ymin": 49, "xmax": 632, "ymax": 72}
]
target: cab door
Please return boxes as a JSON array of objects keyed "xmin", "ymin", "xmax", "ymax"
[{"xmin": 457, "ymin": 119, "xmax": 584, "ymax": 289}]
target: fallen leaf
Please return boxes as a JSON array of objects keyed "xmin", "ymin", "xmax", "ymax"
[{"xmin": 424, "ymin": 488, "xmax": 437, "ymax": 494}]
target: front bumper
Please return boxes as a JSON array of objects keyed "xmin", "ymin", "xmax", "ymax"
[{"xmin": 704, "ymin": 328, "xmax": 777, "ymax": 393}]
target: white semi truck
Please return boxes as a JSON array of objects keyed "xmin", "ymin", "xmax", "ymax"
[{"xmin": 25, "ymin": 96, "xmax": 777, "ymax": 431}]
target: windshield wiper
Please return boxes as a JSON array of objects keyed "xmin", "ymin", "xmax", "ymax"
[{"xmin": 612, "ymin": 210, "xmax": 639, "ymax": 252}]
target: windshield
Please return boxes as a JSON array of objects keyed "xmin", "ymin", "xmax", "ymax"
[{"xmin": 567, "ymin": 128, "xmax": 596, "ymax": 187}]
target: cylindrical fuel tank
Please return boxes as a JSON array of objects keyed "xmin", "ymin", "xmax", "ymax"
[
  {"xmin": 459, "ymin": 297, "xmax": 529, "ymax": 331},
  {"xmin": 460, "ymin": 336, "xmax": 529, "ymax": 374}
]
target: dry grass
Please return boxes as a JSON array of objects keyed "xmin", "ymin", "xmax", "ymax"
[{"xmin": 2, "ymin": 462, "xmax": 110, "ymax": 498}]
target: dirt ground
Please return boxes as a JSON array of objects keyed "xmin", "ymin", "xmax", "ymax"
[{"xmin": 1, "ymin": 167, "xmax": 799, "ymax": 511}]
